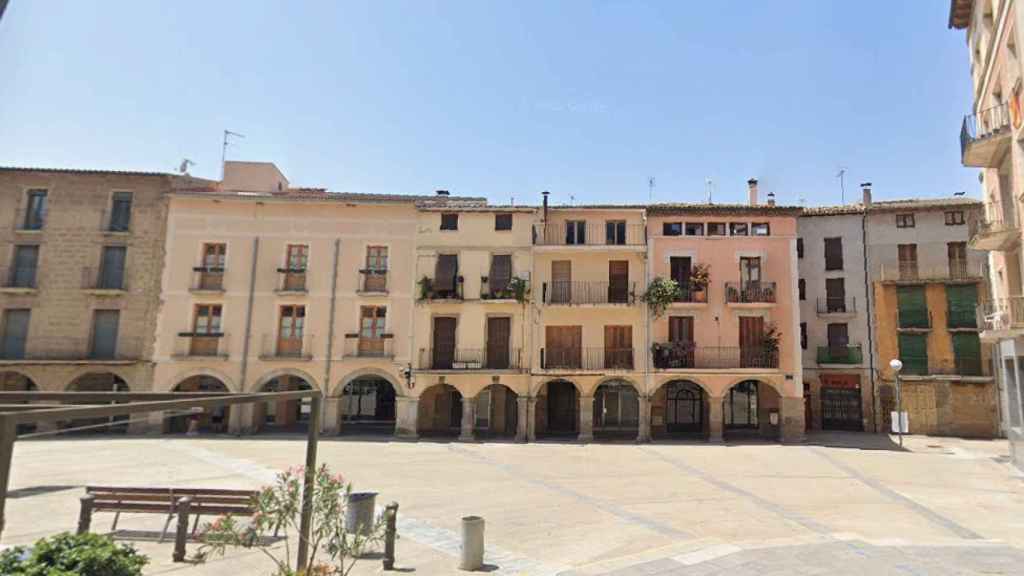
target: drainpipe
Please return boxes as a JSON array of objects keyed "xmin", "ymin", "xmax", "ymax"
[
  {"xmin": 323, "ymin": 239, "xmax": 341, "ymax": 430},
  {"xmin": 861, "ymin": 209, "xmax": 878, "ymax": 433},
  {"xmin": 238, "ymin": 236, "xmax": 260, "ymax": 427}
]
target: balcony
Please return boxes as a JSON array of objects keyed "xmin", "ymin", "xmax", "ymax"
[
  {"xmin": 540, "ymin": 347, "xmax": 635, "ymax": 371},
  {"xmin": 190, "ymin": 267, "xmax": 225, "ymax": 293},
  {"xmin": 541, "ymin": 281, "xmax": 636, "ymax": 305},
  {"xmin": 651, "ymin": 344, "xmax": 779, "ymax": 370},
  {"xmin": 343, "ymin": 334, "xmax": 394, "ymax": 358},
  {"xmin": 418, "ymin": 347, "xmax": 522, "ymax": 371},
  {"xmin": 968, "ymin": 213, "xmax": 1020, "ymax": 252},
  {"xmin": 724, "ymin": 281, "xmax": 777, "ymax": 305},
  {"xmin": 81, "ymin": 267, "xmax": 127, "ymax": 294},
  {"xmin": 961, "ymin": 103, "xmax": 1011, "ymax": 168},
  {"xmin": 532, "ymin": 223, "xmax": 646, "ymax": 248},
  {"xmin": 0, "ymin": 266, "xmax": 38, "ymax": 293},
  {"xmin": 275, "ymin": 268, "xmax": 308, "ymax": 293},
  {"xmin": 977, "ymin": 296, "xmax": 1024, "ymax": 335},
  {"xmin": 172, "ymin": 333, "xmax": 229, "ymax": 359},
  {"xmin": 0, "ymin": 337, "xmax": 141, "ymax": 362},
  {"xmin": 259, "ymin": 334, "xmax": 314, "ymax": 360},
  {"xmin": 418, "ymin": 277, "xmax": 463, "ymax": 301},
  {"xmin": 480, "ymin": 277, "xmax": 524, "ymax": 302},
  {"xmin": 358, "ymin": 269, "xmax": 388, "ymax": 294},
  {"xmin": 897, "ymin": 309, "xmax": 932, "ymax": 331},
  {"xmin": 816, "ymin": 344, "xmax": 864, "ymax": 365},
  {"xmin": 816, "ymin": 297, "xmax": 856, "ymax": 316},
  {"xmin": 672, "ymin": 285, "xmax": 708, "ymax": 304},
  {"xmin": 899, "ymin": 357, "xmax": 985, "ymax": 378},
  {"xmin": 879, "ymin": 261, "xmax": 983, "ymax": 284}
]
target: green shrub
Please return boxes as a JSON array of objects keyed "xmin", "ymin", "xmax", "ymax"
[{"xmin": 0, "ymin": 532, "xmax": 148, "ymax": 576}]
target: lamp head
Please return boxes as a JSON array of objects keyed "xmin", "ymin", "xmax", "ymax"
[{"xmin": 889, "ymin": 359, "xmax": 903, "ymax": 372}]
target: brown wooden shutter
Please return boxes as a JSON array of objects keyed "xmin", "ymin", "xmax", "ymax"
[
  {"xmin": 609, "ymin": 260, "xmax": 629, "ymax": 303},
  {"xmin": 669, "ymin": 316, "xmax": 693, "ymax": 343},
  {"xmin": 432, "ymin": 317, "xmax": 456, "ymax": 368},
  {"xmin": 670, "ymin": 257, "xmax": 691, "ymax": 287},
  {"xmin": 435, "ymin": 254, "xmax": 458, "ymax": 291},
  {"xmin": 490, "ymin": 255, "xmax": 512, "ymax": 293},
  {"xmin": 486, "ymin": 317, "xmax": 511, "ymax": 369},
  {"xmin": 739, "ymin": 316, "xmax": 764, "ymax": 367},
  {"xmin": 551, "ymin": 260, "xmax": 572, "ymax": 303},
  {"xmin": 604, "ymin": 325, "xmax": 632, "ymax": 369}
]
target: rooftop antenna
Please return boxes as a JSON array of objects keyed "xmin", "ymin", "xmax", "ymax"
[
  {"xmin": 836, "ymin": 167, "xmax": 847, "ymax": 204},
  {"xmin": 705, "ymin": 177, "xmax": 713, "ymax": 204},
  {"xmin": 177, "ymin": 159, "xmax": 195, "ymax": 175},
  {"xmin": 221, "ymin": 130, "xmax": 245, "ymax": 179},
  {"xmin": 648, "ymin": 176, "xmax": 655, "ymax": 202}
]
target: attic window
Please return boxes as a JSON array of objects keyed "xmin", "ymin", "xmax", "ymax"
[
  {"xmin": 729, "ymin": 222, "xmax": 748, "ymax": 236},
  {"xmin": 707, "ymin": 222, "xmax": 727, "ymax": 236},
  {"xmin": 495, "ymin": 213, "xmax": 513, "ymax": 231},
  {"xmin": 751, "ymin": 223, "xmax": 770, "ymax": 236},
  {"xmin": 685, "ymin": 223, "xmax": 704, "ymax": 236},
  {"xmin": 441, "ymin": 213, "xmax": 459, "ymax": 231},
  {"xmin": 662, "ymin": 222, "xmax": 682, "ymax": 236}
]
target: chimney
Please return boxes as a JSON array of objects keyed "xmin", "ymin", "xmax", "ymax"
[
  {"xmin": 861, "ymin": 182, "xmax": 872, "ymax": 206},
  {"xmin": 542, "ymin": 190, "xmax": 550, "ymax": 222},
  {"xmin": 767, "ymin": 191, "xmax": 776, "ymax": 207},
  {"xmin": 747, "ymin": 178, "xmax": 759, "ymax": 206},
  {"xmin": 435, "ymin": 190, "xmax": 450, "ymax": 197}
]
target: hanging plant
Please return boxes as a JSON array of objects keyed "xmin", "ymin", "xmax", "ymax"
[
  {"xmin": 641, "ymin": 277, "xmax": 682, "ymax": 318},
  {"xmin": 762, "ymin": 322, "xmax": 781, "ymax": 354},
  {"xmin": 417, "ymin": 276, "xmax": 433, "ymax": 301},
  {"xmin": 689, "ymin": 263, "xmax": 710, "ymax": 291}
]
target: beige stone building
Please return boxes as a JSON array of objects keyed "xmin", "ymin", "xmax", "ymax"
[{"xmin": 0, "ymin": 167, "xmax": 205, "ymax": 433}]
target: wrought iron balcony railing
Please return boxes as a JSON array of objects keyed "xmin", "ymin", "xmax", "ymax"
[
  {"xmin": 897, "ymin": 308, "xmax": 932, "ymax": 330},
  {"xmin": 542, "ymin": 281, "xmax": 636, "ymax": 305},
  {"xmin": 173, "ymin": 333, "xmax": 230, "ymax": 358},
  {"xmin": 651, "ymin": 344, "xmax": 779, "ymax": 370},
  {"xmin": 191, "ymin": 266, "xmax": 225, "ymax": 292},
  {"xmin": 899, "ymin": 356, "xmax": 984, "ymax": 377},
  {"xmin": 532, "ymin": 223, "xmax": 646, "ymax": 247},
  {"xmin": 275, "ymin": 268, "xmax": 308, "ymax": 292},
  {"xmin": 880, "ymin": 260, "xmax": 983, "ymax": 282},
  {"xmin": 419, "ymin": 347, "xmax": 522, "ymax": 370},
  {"xmin": 816, "ymin": 344, "xmax": 863, "ymax": 365},
  {"xmin": 0, "ymin": 336, "xmax": 141, "ymax": 361},
  {"xmin": 816, "ymin": 297, "xmax": 856, "ymax": 314},
  {"xmin": 977, "ymin": 296, "xmax": 1024, "ymax": 332},
  {"xmin": 724, "ymin": 281, "xmax": 777, "ymax": 304},
  {"xmin": 418, "ymin": 277, "xmax": 463, "ymax": 301},
  {"xmin": 540, "ymin": 346, "xmax": 635, "ymax": 371},
  {"xmin": 961, "ymin": 102, "xmax": 1011, "ymax": 166},
  {"xmin": 359, "ymin": 269, "xmax": 388, "ymax": 293},
  {"xmin": 260, "ymin": 333, "xmax": 314, "ymax": 360}
]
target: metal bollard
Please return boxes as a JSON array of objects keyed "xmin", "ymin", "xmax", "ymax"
[
  {"xmin": 172, "ymin": 496, "xmax": 192, "ymax": 563},
  {"xmin": 383, "ymin": 502, "xmax": 399, "ymax": 570},
  {"xmin": 77, "ymin": 494, "xmax": 95, "ymax": 535},
  {"xmin": 459, "ymin": 515, "xmax": 484, "ymax": 571}
]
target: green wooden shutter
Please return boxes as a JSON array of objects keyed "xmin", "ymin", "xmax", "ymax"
[
  {"xmin": 897, "ymin": 286, "xmax": 928, "ymax": 328},
  {"xmin": 951, "ymin": 333, "xmax": 982, "ymax": 375},
  {"xmin": 898, "ymin": 333, "xmax": 928, "ymax": 375},
  {"xmin": 946, "ymin": 285, "xmax": 978, "ymax": 329}
]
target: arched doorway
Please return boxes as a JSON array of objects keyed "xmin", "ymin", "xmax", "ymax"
[
  {"xmin": 340, "ymin": 377, "xmax": 397, "ymax": 435},
  {"xmin": 660, "ymin": 380, "xmax": 705, "ymax": 437},
  {"xmin": 724, "ymin": 379, "xmax": 781, "ymax": 439},
  {"xmin": 474, "ymin": 384, "xmax": 518, "ymax": 438},
  {"xmin": 593, "ymin": 380, "xmax": 639, "ymax": 437},
  {"xmin": 65, "ymin": 373, "xmax": 130, "ymax": 434},
  {"xmin": 169, "ymin": 376, "xmax": 230, "ymax": 434},
  {"xmin": 1, "ymin": 371, "xmax": 39, "ymax": 434},
  {"xmin": 255, "ymin": 375, "xmax": 314, "ymax": 433},
  {"xmin": 417, "ymin": 384, "xmax": 461, "ymax": 437},
  {"xmin": 539, "ymin": 380, "xmax": 577, "ymax": 437}
]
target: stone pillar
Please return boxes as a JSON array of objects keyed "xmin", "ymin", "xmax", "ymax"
[
  {"xmin": 578, "ymin": 396, "xmax": 594, "ymax": 442},
  {"xmin": 128, "ymin": 412, "xmax": 163, "ymax": 435},
  {"xmin": 228, "ymin": 404, "xmax": 249, "ymax": 435},
  {"xmin": 636, "ymin": 395, "xmax": 652, "ymax": 443},
  {"xmin": 779, "ymin": 397, "xmax": 806, "ymax": 443},
  {"xmin": 526, "ymin": 396, "xmax": 537, "ymax": 442},
  {"xmin": 324, "ymin": 397, "xmax": 341, "ymax": 436},
  {"xmin": 459, "ymin": 396, "xmax": 476, "ymax": 442},
  {"xmin": 516, "ymin": 396, "xmax": 529, "ymax": 442},
  {"xmin": 394, "ymin": 397, "xmax": 419, "ymax": 439},
  {"xmin": 708, "ymin": 396, "xmax": 724, "ymax": 443}
]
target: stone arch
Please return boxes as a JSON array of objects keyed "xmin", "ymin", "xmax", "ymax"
[
  {"xmin": 162, "ymin": 366, "xmax": 238, "ymax": 393},
  {"xmin": 0, "ymin": 370, "xmax": 40, "ymax": 434},
  {"xmin": 65, "ymin": 367, "xmax": 133, "ymax": 392},
  {"xmin": 252, "ymin": 367, "xmax": 320, "ymax": 393},
  {"xmin": 652, "ymin": 379, "xmax": 708, "ymax": 438},
  {"xmin": 593, "ymin": 378, "xmax": 640, "ymax": 437},
  {"xmin": 252, "ymin": 368, "xmax": 318, "ymax": 434},
  {"xmin": 333, "ymin": 367, "xmax": 404, "ymax": 398},
  {"xmin": 724, "ymin": 375, "xmax": 784, "ymax": 397},
  {"xmin": 337, "ymin": 375, "xmax": 399, "ymax": 435},
  {"xmin": 167, "ymin": 374, "xmax": 232, "ymax": 435},
  {"xmin": 590, "ymin": 375, "xmax": 641, "ymax": 398},
  {"xmin": 64, "ymin": 372, "xmax": 131, "ymax": 434},
  {"xmin": 417, "ymin": 383, "xmax": 462, "ymax": 437},
  {"xmin": 473, "ymin": 383, "xmax": 519, "ymax": 438},
  {"xmin": 536, "ymin": 379, "xmax": 579, "ymax": 438},
  {"xmin": 722, "ymin": 379, "xmax": 781, "ymax": 439}
]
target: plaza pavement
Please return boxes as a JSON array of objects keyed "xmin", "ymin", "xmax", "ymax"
[{"xmin": 3, "ymin": 432, "xmax": 1023, "ymax": 575}]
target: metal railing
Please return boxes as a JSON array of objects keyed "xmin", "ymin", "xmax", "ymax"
[
  {"xmin": 977, "ymin": 297, "xmax": 1024, "ymax": 331},
  {"xmin": 260, "ymin": 333, "xmax": 314, "ymax": 360},
  {"xmin": 899, "ymin": 356, "xmax": 984, "ymax": 377},
  {"xmin": 418, "ymin": 277, "xmax": 463, "ymax": 301},
  {"xmin": 969, "ymin": 212, "xmax": 1018, "ymax": 239},
  {"xmin": 0, "ymin": 336, "xmax": 141, "ymax": 361},
  {"xmin": 480, "ymin": 276, "xmax": 518, "ymax": 300},
  {"xmin": 81, "ymin": 267, "xmax": 127, "ymax": 291},
  {"xmin": 191, "ymin": 267, "xmax": 225, "ymax": 292},
  {"xmin": 816, "ymin": 297, "xmax": 856, "ymax": 314},
  {"xmin": 359, "ymin": 269, "xmax": 388, "ymax": 293},
  {"xmin": 816, "ymin": 344, "xmax": 864, "ymax": 365},
  {"xmin": 673, "ymin": 286, "xmax": 708, "ymax": 303},
  {"xmin": 724, "ymin": 281, "xmax": 777, "ymax": 304},
  {"xmin": 173, "ymin": 333, "xmax": 230, "ymax": 358},
  {"xmin": 542, "ymin": 281, "xmax": 636, "ymax": 305},
  {"xmin": 880, "ymin": 260, "xmax": 983, "ymax": 282},
  {"xmin": 539, "ymin": 347, "xmax": 635, "ymax": 371},
  {"xmin": 419, "ymin": 347, "xmax": 522, "ymax": 370},
  {"xmin": 275, "ymin": 268, "xmax": 308, "ymax": 292},
  {"xmin": 651, "ymin": 344, "xmax": 779, "ymax": 369},
  {"xmin": 532, "ymin": 223, "xmax": 646, "ymax": 246},
  {"xmin": 897, "ymin": 308, "xmax": 932, "ymax": 330},
  {"xmin": 342, "ymin": 334, "xmax": 394, "ymax": 358},
  {"xmin": 0, "ymin": 267, "xmax": 37, "ymax": 289},
  {"xmin": 961, "ymin": 102, "xmax": 1011, "ymax": 159}
]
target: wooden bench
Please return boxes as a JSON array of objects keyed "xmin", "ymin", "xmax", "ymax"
[{"xmin": 77, "ymin": 486, "xmax": 263, "ymax": 562}]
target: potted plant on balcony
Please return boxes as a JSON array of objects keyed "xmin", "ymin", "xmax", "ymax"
[
  {"xmin": 689, "ymin": 263, "xmax": 710, "ymax": 302},
  {"xmin": 417, "ymin": 276, "xmax": 433, "ymax": 301},
  {"xmin": 761, "ymin": 322, "xmax": 781, "ymax": 366},
  {"xmin": 509, "ymin": 276, "xmax": 530, "ymax": 304},
  {"xmin": 641, "ymin": 277, "xmax": 683, "ymax": 318}
]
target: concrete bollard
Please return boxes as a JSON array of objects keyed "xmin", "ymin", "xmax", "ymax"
[
  {"xmin": 383, "ymin": 502, "xmax": 399, "ymax": 570},
  {"xmin": 345, "ymin": 492, "xmax": 377, "ymax": 535},
  {"xmin": 172, "ymin": 496, "xmax": 192, "ymax": 563},
  {"xmin": 459, "ymin": 515, "xmax": 485, "ymax": 571}
]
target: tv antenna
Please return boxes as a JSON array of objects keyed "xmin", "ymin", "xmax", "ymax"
[
  {"xmin": 648, "ymin": 176, "xmax": 655, "ymax": 202},
  {"xmin": 836, "ymin": 167, "xmax": 847, "ymax": 204},
  {"xmin": 705, "ymin": 177, "xmax": 713, "ymax": 203},
  {"xmin": 221, "ymin": 130, "xmax": 245, "ymax": 178}
]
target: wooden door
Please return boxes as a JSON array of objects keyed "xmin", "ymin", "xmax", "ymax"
[
  {"xmin": 825, "ymin": 277, "xmax": 846, "ymax": 312},
  {"xmin": 486, "ymin": 317, "xmax": 511, "ymax": 369},
  {"xmin": 278, "ymin": 305, "xmax": 305, "ymax": 356},
  {"xmin": 545, "ymin": 325, "xmax": 581, "ymax": 368},
  {"xmin": 432, "ymin": 317, "xmax": 457, "ymax": 368},
  {"xmin": 434, "ymin": 254, "xmax": 458, "ymax": 296},
  {"xmin": 359, "ymin": 306, "xmax": 386, "ymax": 356},
  {"xmin": 898, "ymin": 244, "xmax": 918, "ymax": 279},
  {"xmin": 364, "ymin": 246, "xmax": 388, "ymax": 292},
  {"xmin": 604, "ymin": 325, "xmax": 632, "ymax": 369},
  {"xmin": 551, "ymin": 260, "xmax": 572, "ymax": 304},
  {"xmin": 191, "ymin": 304, "xmax": 222, "ymax": 356},
  {"xmin": 670, "ymin": 257, "xmax": 691, "ymax": 293},
  {"xmin": 99, "ymin": 246, "xmax": 126, "ymax": 289},
  {"xmin": 738, "ymin": 316, "xmax": 764, "ymax": 368},
  {"xmin": 668, "ymin": 316, "xmax": 694, "ymax": 368},
  {"xmin": 284, "ymin": 244, "xmax": 308, "ymax": 291},
  {"xmin": 201, "ymin": 243, "xmax": 226, "ymax": 290},
  {"xmin": 489, "ymin": 255, "xmax": 512, "ymax": 295},
  {"xmin": 827, "ymin": 322, "xmax": 849, "ymax": 361},
  {"xmin": 608, "ymin": 261, "xmax": 629, "ymax": 303}
]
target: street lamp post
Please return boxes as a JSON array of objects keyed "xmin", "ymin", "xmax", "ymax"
[{"xmin": 889, "ymin": 358, "xmax": 904, "ymax": 447}]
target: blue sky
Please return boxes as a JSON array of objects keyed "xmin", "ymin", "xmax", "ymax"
[{"xmin": 0, "ymin": 1, "xmax": 976, "ymax": 206}]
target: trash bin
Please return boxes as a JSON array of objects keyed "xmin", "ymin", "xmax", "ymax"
[
  {"xmin": 345, "ymin": 492, "xmax": 377, "ymax": 535},
  {"xmin": 459, "ymin": 515, "xmax": 485, "ymax": 571}
]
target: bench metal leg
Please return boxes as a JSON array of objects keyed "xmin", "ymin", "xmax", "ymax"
[
  {"xmin": 191, "ymin": 512, "xmax": 201, "ymax": 536},
  {"xmin": 158, "ymin": 512, "xmax": 174, "ymax": 543},
  {"xmin": 173, "ymin": 497, "xmax": 192, "ymax": 563},
  {"xmin": 77, "ymin": 494, "xmax": 95, "ymax": 535},
  {"xmin": 110, "ymin": 510, "xmax": 121, "ymax": 532}
]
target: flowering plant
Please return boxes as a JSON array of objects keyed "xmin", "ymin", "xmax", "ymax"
[{"xmin": 194, "ymin": 465, "xmax": 386, "ymax": 576}]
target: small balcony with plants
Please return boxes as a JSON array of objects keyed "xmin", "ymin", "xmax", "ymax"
[
  {"xmin": 977, "ymin": 296, "xmax": 1024, "ymax": 335},
  {"xmin": 417, "ymin": 275, "xmax": 464, "ymax": 302},
  {"xmin": 816, "ymin": 344, "xmax": 863, "ymax": 365},
  {"xmin": 724, "ymin": 281, "xmax": 777, "ymax": 306},
  {"xmin": 480, "ymin": 276, "xmax": 529, "ymax": 303}
]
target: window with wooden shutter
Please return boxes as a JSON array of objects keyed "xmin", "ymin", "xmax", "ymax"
[
  {"xmin": 951, "ymin": 332, "xmax": 982, "ymax": 375},
  {"xmin": 898, "ymin": 333, "xmax": 928, "ymax": 375},
  {"xmin": 545, "ymin": 325, "xmax": 581, "ymax": 368},
  {"xmin": 824, "ymin": 238, "xmax": 843, "ymax": 270},
  {"xmin": 434, "ymin": 254, "xmax": 458, "ymax": 293},
  {"xmin": 946, "ymin": 284, "xmax": 977, "ymax": 328},
  {"xmin": 897, "ymin": 286, "xmax": 928, "ymax": 328},
  {"xmin": 489, "ymin": 254, "xmax": 512, "ymax": 294},
  {"xmin": 947, "ymin": 242, "xmax": 968, "ymax": 278},
  {"xmin": 663, "ymin": 222, "xmax": 682, "ymax": 236},
  {"xmin": 897, "ymin": 244, "xmax": 918, "ymax": 279},
  {"xmin": 604, "ymin": 325, "xmax": 633, "ymax": 369},
  {"xmin": 440, "ymin": 213, "xmax": 458, "ymax": 230},
  {"xmin": 494, "ymin": 213, "xmax": 513, "ymax": 231},
  {"xmin": 825, "ymin": 277, "xmax": 846, "ymax": 312},
  {"xmin": 896, "ymin": 213, "xmax": 915, "ymax": 228}
]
